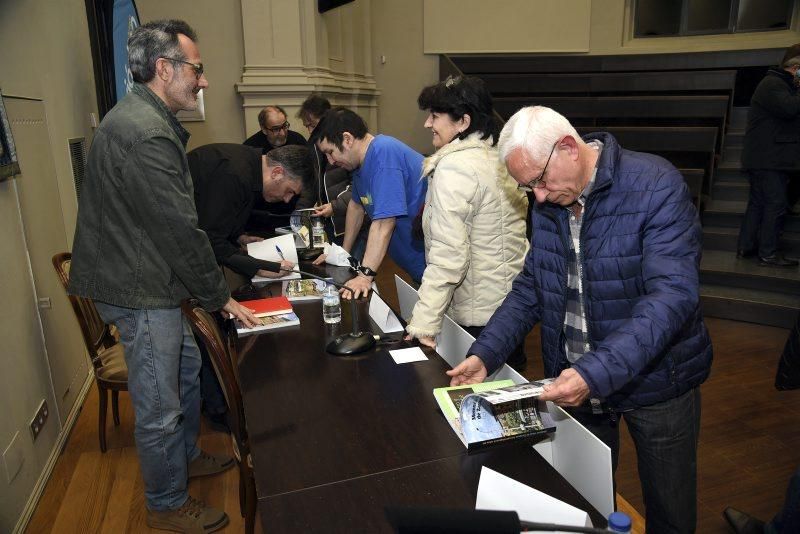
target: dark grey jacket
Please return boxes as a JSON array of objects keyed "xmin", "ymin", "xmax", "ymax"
[
  {"xmin": 69, "ymin": 83, "xmax": 230, "ymax": 311},
  {"xmin": 742, "ymin": 67, "xmax": 800, "ymax": 171}
]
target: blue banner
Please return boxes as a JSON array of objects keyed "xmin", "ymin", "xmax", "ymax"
[{"xmin": 112, "ymin": 0, "xmax": 139, "ymax": 103}]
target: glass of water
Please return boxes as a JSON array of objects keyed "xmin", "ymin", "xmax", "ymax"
[{"xmin": 322, "ymin": 284, "xmax": 341, "ymax": 324}]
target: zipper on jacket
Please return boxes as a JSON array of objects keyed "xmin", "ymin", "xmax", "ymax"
[{"xmin": 542, "ymin": 210, "xmax": 571, "ymax": 368}]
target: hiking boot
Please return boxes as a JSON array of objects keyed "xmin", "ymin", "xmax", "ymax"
[
  {"xmin": 188, "ymin": 450, "xmax": 235, "ymax": 479},
  {"xmin": 146, "ymin": 496, "xmax": 229, "ymax": 533}
]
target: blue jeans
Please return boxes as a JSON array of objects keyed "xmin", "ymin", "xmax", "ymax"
[
  {"xmin": 738, "ymin": 169, "xmax": 789, "ymax": 258},
  {"xmin": 569, "ymin": 388, "xmax": 701, "ymax": 534},
  {"xmin": 95, "ymin": 302, "xmax": 201, "ymax": 511}
]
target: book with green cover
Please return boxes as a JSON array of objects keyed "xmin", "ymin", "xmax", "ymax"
[{"xmin": 433, "ymin": 378, "xmax": 556, "ymax": 451}]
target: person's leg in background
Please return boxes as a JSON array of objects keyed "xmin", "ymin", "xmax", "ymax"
[
  {"xmin": 738, "ymin": 170, "xmax": 766, "ymax": 258},
  {"xmin": 755, "ymin": 170, "xmax": 796, "ymax": 266},
  {"xmin": 623, "ymin": 388, "xmax": 701, "ymax": 534}
]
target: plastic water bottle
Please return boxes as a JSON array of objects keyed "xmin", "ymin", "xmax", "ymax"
[
  {"xmin": 607, "ymin": 511, "xmax": 632, "ymax": 533},
  {"xmin": 312, "ymin": 218, "xmax": 326, "ymax": 248},
  {"xmin": 322, "ymin": 284, "xmax": 341, "ymax": 324}
]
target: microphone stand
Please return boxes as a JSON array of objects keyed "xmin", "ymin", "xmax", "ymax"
[{"xmin": 281, "ymin": 267, "xmax": 377, "ymax": 356}]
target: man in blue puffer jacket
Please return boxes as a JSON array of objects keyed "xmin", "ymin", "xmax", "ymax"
[{"xmin": 448, "ymin": 106, "xmax": 713, "ymax": 534}]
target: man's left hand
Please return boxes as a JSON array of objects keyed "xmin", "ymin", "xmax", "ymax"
[
  {"xmin": 237, "ymin": 234, "xmax": 264, "ymax": 246},
  {"xmin": 537, "ymin": 368, "xmax": 591, "ymax": 407},
  {"xmin": 342, "ymin": 274, "xmax": 372, "ymax": 299}
]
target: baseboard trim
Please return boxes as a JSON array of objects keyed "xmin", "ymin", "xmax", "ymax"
[{"xmin": 13, "ymin": 371, "xmax": 94, "ymax": 534}]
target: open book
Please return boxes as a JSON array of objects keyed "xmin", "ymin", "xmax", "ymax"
[
  {"xmin": 282, "ymin": 278, "xmax": 331, "ymax": 301},
  {"xmin": 433, "ymin": 379, "xmax": 556, "ymax": 452}
]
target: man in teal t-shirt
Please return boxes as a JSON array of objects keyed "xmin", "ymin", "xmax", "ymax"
[{"xmin": 314, "ymin": 107, "xmax": 427, "ymax": 298}]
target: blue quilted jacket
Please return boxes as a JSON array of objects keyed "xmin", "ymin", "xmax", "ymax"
[{"xmin": 469, "ymin": 133, "xmax": 712, "ymax": 410}]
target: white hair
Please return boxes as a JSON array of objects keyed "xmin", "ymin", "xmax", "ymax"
[{"xmin": 498, "ymin": 106, "xmax": 581, "ymax": 164}]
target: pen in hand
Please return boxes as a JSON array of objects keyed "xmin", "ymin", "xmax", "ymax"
[{"xmin": 275, "ymin": 245, "xmax": 285, "ymax": 261}]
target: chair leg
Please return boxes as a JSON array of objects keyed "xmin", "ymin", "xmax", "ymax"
[
  {"xmin": 245, "ymin": 474, "xmax": 256, "ymax": 534},
  {"xmin": 238, "ymin": 464, "xmax": 247, "ymax": 517},
  {"xmin": 97, "ymin": 384, "xmax": 108, "ymax": 453},
  {"xmin": 111, "ymin": 390, "xmax": 121, "ymax": 426}
]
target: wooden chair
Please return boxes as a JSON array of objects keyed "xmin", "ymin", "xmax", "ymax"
[
  {"xmin": 181, "ymin": 299, "xmax": 256, "ymax": 534},
  {"xmin": 51, "ymin": 252, "xmax": 128, "ymax": 453}
]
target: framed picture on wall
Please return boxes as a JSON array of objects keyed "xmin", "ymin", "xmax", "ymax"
[{"xmin": 0, "ymin": 88, "xmax": 21, "ymax": 181}]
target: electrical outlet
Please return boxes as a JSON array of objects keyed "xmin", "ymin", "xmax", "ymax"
[{"xmin": 29, "ymin": 400, "xmax": 49, "ymax": 442}]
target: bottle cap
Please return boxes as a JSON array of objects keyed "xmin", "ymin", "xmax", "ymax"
[{"xmin": 608, "ymin": 511, "xmax": 631, "ymax": 532}]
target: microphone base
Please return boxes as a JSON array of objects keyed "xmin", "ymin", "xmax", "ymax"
[{"xmin": 327, "ymin": 332, "xmax": 377, "ymax": 355}]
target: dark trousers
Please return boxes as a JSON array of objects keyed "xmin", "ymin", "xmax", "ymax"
[
  {"xmin": 568, "ymin": 388, "xmax": 701, "ymax": 534},
  {"xmin": 738, "ymin": 169, "xmax": 790, "ymax": 258},
  {"xmin": 767, "ymin": 465, "xmax": 800, "ymax": 533}
]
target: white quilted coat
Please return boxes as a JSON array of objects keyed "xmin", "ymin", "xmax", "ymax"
[{"xmin": 406, "ymin": 133, "xmax": 528, "ymax": 338}]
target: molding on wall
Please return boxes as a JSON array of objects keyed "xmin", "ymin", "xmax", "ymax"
[{"xmin": 12, "ymin": 370, "xmax": 93, "ymax": 534}]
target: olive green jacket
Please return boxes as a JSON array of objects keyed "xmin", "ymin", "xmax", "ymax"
[{"xmin": 69, "ymin": 83, "xmax": 229, "ymax": 311}]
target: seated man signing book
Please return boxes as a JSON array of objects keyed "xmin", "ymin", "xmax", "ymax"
[{"xmin": 188, "ymin": 143, "xmax": 314, "ymax": 280}]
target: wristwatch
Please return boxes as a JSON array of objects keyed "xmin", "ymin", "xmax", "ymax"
[{"xmin": 357, "ymin": 265, "xmax": 378, "ymax": 278}]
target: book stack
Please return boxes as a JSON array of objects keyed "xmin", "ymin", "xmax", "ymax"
[{"xmin": 235, "ymin": 295, "xmax": 300, "ymax": 335}]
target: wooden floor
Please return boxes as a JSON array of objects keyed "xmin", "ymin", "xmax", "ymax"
[{"xmin": 25, "ymin": 262, "xmax": 800, "ymax": 533}]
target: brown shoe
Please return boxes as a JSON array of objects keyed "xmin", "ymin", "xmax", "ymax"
[
  {"xmin": 146, "ymin": 496, "xmax": 229, "ymax": 533},
  {"xmin": 188, "ymin": 450, "xmax": 235, "ymax": 479}
]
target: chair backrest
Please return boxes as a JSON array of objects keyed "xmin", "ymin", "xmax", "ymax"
[
  {"xmin": 181, "ymin": 299, "xmax": 249, "ymax": 450},
  {"xmin": 51, "ymin": 252, "xmax": 116, "ymax": 368}
]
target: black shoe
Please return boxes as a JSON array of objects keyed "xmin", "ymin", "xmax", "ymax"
[
  {"xmin": 758, "ymin": 254, "xmax": 799, "ymax": 267},
  {"xmin": 722, "ymin": 507, "xmax": 765, "ymax": 534},
  {"xmin": 736, "ymin": 249, "xmax": 756, "ymax": 259}
]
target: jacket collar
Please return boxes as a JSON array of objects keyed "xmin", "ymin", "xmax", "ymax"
[
  {"xmin": 421, "ymin": 132, "xmax": 494, "ymax": 177},
  {"xmin": 537, "ymin": 131, "xmax": 619, "ymax": 219},
  {"xmin": 767, "ymin": 66, "xmax": 797, "ymax": 87},
  {"xmin": 131, "ymin": 83, "xmax": 191, "ymax": 147}
]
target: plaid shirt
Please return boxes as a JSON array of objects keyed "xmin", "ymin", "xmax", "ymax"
[{"xmin": 563, "ymin": 141, "xmax": 605, "ymax": 411}]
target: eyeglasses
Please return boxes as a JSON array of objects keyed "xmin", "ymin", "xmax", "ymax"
[
  {"xmin": 161, "ymin": 57, "xmax": 204, "ymax": 79},
  {"xmin": 517, "ymin": 139, "xmax": 559, "ymax": 193},
  {"xmin": 266, "ymin": 122, "xmax": 290, "ymax": 134}
]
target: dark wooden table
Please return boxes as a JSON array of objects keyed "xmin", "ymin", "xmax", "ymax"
[{"xmin": 236, "ymin": 265, "xmax": 604, "ymax": 532}]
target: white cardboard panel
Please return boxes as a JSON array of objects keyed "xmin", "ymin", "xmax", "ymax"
[{"xmin": 393, "ymin": 274, "xmax": 613, "ymax": 518}]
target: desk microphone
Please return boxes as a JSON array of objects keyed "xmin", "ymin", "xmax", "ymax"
[
  {"xmin": 280, "ymin": 267, "xmax": 377, "ymax": 356},
  {"xmin": 384, "ymin": 507, "xmax": 609, "ymax": 533}
]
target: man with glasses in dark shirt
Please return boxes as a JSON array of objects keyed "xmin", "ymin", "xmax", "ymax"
[{"xmin": 244, "ymin": 105, "xmax": 307, "ymax": 152}]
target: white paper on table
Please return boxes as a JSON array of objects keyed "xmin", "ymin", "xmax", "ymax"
[
  {"xmin": 368, "ymin": 293, "xmax": 403, "ymax": 333},
  {"xmin": 389, "ymin": 347, "xmax": 428, "ymax": 364},
  {"xmin": 476, "ymin": 467, "xmax": 592, "ymax": 529},
  {"xmin": 247, "ymin": 234, "xmax": 301, "ymax": 282},
  {"xmin": 322, "ymin": 242, "xmax": 352, "ymax": 267}
]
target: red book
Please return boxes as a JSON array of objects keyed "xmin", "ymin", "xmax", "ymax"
[{"xmin": 239, "ymin": 296, "xmax": 293, "ymax": 317}]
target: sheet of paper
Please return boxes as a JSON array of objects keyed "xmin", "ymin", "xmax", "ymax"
[
  {"xmin": 476, "ymin": 467, "xmax": 592, "ymax": 528},
  {"xmin": 248, "ymin": 234, "xmax": 301, "ymax": 282},
  {"xmin": 389, "ymin": 347, "xmax": 428, "ymax": 364},
  {"xmin": 368, "ymin": 293, "xmax": 403, "ymax": 333}
]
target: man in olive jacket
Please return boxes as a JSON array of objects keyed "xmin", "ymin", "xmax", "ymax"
[
  {"xmin": 69, "ymin": 20, "xmax": 257, "ymax": 533},
  {"xmin": 737, "ymin": 43, "xmax": 800, "ymax": 267}
]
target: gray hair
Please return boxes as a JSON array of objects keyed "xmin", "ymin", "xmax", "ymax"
[
  {"xmin": 498, "ymin": 106, "xmax": 581, "ymax": 164},
  {"xmin": 266, "ymin": 145, "xmax": 314, "ymax": 190},
  {"xmin": 128, "ymin": 20, "xmax": 198, "ymax": 84}
]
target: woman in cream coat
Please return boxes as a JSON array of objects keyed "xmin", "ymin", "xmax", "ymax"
[{"xmin": 405, "ymin": 76, "xmax": 529, "ymax": 368}]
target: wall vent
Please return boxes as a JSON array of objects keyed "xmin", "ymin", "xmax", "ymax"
[{"xmin": 68, "ymin": 137, "xmax": 87, "ymax": 201}]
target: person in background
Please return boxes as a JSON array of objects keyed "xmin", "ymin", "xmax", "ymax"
[
  {"xmin": 243, "ymin": 105, "xmax": 307, "ymax": 152},
  {"xmin": 294, "ymin": 95, "xmax": 368, "ymax": 259},
  {"xmin": 404, "ymin": 76, "xmax": 529, "ymax": 370},
  {"xmin": 737, "ymin": 43, "xmax": 800, "ymax": 267},
  {"xmin": 68, "ymin": 20, "xmax": 258, "ymax": 533},
  {"xmin": 313, "ymin": 107, "xmax": 427, "ymax": 298},
  {"xmin": 447, "ymin": 106, "xmax": 712, "ymax": 534}
]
